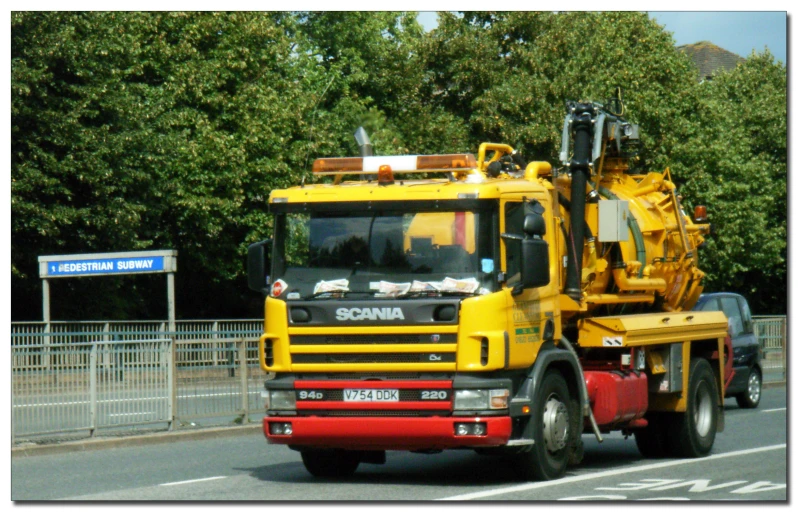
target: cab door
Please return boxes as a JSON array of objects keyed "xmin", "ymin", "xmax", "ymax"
[{"xmin": 500, "ymin": 196, "xmax": 560, "ymax": 369}]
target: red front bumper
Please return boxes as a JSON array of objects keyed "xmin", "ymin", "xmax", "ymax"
[{"xmin": 263, "ymin": 416, "xmax": 513, "ymax": 451}]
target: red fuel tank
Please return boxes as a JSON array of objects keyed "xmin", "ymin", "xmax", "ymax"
[{"xmin": 583, "ymin": 370, "xmax": 648, "ymax": 429}]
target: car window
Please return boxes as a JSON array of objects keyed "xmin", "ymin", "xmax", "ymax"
[
  {"xmin": 720, "ymin": 297, "xmax": 744, "ymax": 337},
  {"xmin": 739, "ymin": 298, "xmax": 754, "ymax": 334},
  {"xmin": 698, "ymin": 298, "xmax": 720, "ymax": 312}
]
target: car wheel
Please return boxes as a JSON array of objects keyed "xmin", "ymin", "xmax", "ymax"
[{"xmin": 736, "ymin": 367, "xmax": 762, "ymax": 409}]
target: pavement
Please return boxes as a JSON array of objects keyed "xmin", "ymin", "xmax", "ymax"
[
  {"xmin": 12, "ymin": 380, "xmax": 786, "ymax": 459},
  {"xmin": 12, "ymin": 423, "xmax": 263, "ymax": 458}
]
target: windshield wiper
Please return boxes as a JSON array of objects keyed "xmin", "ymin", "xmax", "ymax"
[
  {"xmin": 303, "ymin": 290, "xmax": 380, "ymax": 300},
  {"xmin": 397, "ymin": 290, "xmax": 478, "ymax": 299}
]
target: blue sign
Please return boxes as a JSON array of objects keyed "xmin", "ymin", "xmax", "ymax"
[{"xmin": 46, "ymin": 256, "xmax": 165, "ymax": 277}]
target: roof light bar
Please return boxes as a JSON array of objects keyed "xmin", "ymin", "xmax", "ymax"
[{"xmin": 312, "ymin": 154, "xmax": 478, "ymax": 175}]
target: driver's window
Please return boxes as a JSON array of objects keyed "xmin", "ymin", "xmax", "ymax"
[{"xmin": 503, "ymin": 202, "xmax": 523, "ymax": 285}]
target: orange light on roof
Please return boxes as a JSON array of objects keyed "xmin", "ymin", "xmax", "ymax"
[
  {"xmin": 694, "ymin": 205, "xmax": 707, "ymax": 222},
  {"xmin": 312, "ymin": 157, "xmax": 364, "ymax": 174},
  {"xmin": 377, "ymin": 165, "xmax": 394, "ymax": 185},
  {"xmin": 417, "ymin": 154, "xmax": 477, "ymax": 170}
]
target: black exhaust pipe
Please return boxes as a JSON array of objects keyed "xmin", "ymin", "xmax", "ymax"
[{"xmin": 564, "ymin": 103, "xmax": 595, "ymax": 302}]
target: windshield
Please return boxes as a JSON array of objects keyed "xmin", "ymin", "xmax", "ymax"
[{"xmin": 272, "ymin": 206, "xmax": 497, "ymax": 300}]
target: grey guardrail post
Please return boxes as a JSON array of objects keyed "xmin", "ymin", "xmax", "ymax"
[
  {"xmin": 239, "ymin": 339, "xmax": 249, "ymax": 422},
  {"xmin": 168, "ymin": 338, "xmax": 176, "ymax": 431},
  {"xmin": 781, "ymin": 317, "xmax": 787, "ymax": 381},
  {"xmin": 90, "ymin": 343, "xmax": 98, "ymax": 437}
]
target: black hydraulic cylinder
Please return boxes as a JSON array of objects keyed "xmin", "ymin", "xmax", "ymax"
[{"xmin": 564, "ymin": 104, "xmax": 594, "ymax": 302}]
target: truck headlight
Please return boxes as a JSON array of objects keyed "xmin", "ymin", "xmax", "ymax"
[
  {"xmin": 454, "ymin": 389, "xmax": 509, "ymax": 410},
  {"xmin": 266, "ymin": 390, "xmax": 296, "ymax": 410},
  {"xmin": 454, "ymin": 389, "xmax": 489, "ymax": 410}
]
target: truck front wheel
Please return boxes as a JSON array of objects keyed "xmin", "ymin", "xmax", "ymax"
[
  {"xmin": 514, "ymin": 369, "xmax": 575, "ymax": 480},
  {"xmin": 300, "ymin": 449, "xmax": 360, "ymax": 478},
  {"xmin": 667, "ymin": 357, "xmax": 719, "ymax": 457}
]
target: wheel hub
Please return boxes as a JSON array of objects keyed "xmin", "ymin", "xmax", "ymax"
[
  {"xmin": 542, "ymin": 397, "xmax": 569, "ymax": 452},
  {"xmin": 694, "ymin": 381, "xmax": 713, "ymax": 437},
  {"xmin": 748, "ymin": 372, "xmax": 761, "ymax": 403}
]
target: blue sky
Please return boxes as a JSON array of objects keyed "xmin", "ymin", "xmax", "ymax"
[{"xmin": 416, "ymin": 11, "xmax": 787, "ymax": 64}]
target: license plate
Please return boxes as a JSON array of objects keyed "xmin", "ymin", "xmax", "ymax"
[{"xmin": 343, "ymin": 389, "xmax": 399, "ymax": 402}]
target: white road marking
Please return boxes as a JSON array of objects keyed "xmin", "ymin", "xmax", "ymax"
[
  {"xmin": 762, "ymin": 407, "xmax": 786, "ymax": 413},
  {"xmin": 438, "ymin": 444, "xmax": 786, "ymax": 501},
  {"xmin": 160, "ymin": 476, "xmax": 227, "ymax": 487}
]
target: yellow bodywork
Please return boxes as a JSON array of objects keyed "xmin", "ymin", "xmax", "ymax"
[
  {"xmin": 558, "ymin": 163, "xmax": 710, "ymax": 315},
  {"xmin": 260, "ymin": 143, "xmax": 724, "ymax": 415},
  {"xmin": 578, "ymin": 311, "xmax": 727, "ymax": 347}
]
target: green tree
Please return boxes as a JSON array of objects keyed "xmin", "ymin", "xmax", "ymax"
[
  {"xmin": 295, "ymin": 11, "xmax": 469, "ymax": 157},
  {"xmin": 12, "ymin": 12, "xmax": 319, "ymax": 319},
  {"xmin": 419, "ymin": 12, "xmax": 700, "ymax": 169},
  {"xmin": 674, "ymin": 51, "xmax": 787, "ymax": 314}
]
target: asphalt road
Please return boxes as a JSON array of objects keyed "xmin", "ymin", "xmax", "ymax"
[{"xmin": 11, "ymin": 386, "xmax": 787, "ymax": 501}]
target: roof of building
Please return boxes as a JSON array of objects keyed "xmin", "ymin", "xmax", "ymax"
[{"xmin": 678, "ymin": 41, "xmax": 745, "ymax": 80}]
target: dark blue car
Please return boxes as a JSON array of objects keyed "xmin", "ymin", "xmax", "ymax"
[{"xmin": 693, "ymin": 292, "xmax": 762, "ymax": 408}]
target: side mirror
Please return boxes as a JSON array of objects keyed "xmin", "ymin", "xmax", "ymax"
[
  {"xmin": 247, "ymin": 239, "xmax": 272, "ymax": 294},
  {"xmin": 523, "ymin": 213, "xmax": 546, "ymax": 237},
  {"xmin": 520, "ymin": 238, "xmax": 550, "ymax": 289}
]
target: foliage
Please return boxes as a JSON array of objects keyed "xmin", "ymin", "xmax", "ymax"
[
  {"xmin": 12, "ymin": 12, "xmax": 318, "ymax": 318},
  {"xmin": 419, "ymin": 12, "xmax": 701, "ymax": 169},
  {"xmin": 10, "ymin": 12, "xmax": 788, "ymax": 318},
  {"xmin": 673, "ymin": 51, "xmax": 787, "ymax": 313}
]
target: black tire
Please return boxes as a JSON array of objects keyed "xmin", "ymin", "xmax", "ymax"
[
  {"xmin": 666, "ymin": 357, "xmax": 719, "ymax": 457},
  {"xmin": 300, "ymin": 449, "xmax": 360, "ymax": 478},
  {"xmin": 514, "ymin": 369, "xmax": 576, "ymax": 480},
  {"xmin": 634, "ymin": 412, "xmax": 671, "ymax": 458},
  {"xmin": 735, "ymin": 367, "xmax": 762, "ymax": 409}
]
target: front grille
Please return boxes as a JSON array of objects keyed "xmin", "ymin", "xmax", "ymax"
[
  {"xmin": 291, "ymin": 334, "xmax": 456, "ymax": 345},
  {"xmin": 292, "ymin": 353, "xmax": 456, "ymax": 364}
]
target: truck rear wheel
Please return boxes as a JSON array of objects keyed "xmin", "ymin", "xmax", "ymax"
[
  {"xmin": 300, "ymin": 449, "xmax": 360, "ymax": 478},
  {"xmin": 514, "ymin": 369, "xmax": 575, "ymax": 480},
  {"xmin": 667, "ymin": 357, "xmax": 719, "ymax": 457}
]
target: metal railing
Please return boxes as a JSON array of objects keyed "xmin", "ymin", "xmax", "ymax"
[
  {"xmin": 12, "ymin": 339, "xmax": 174, "ymax": 438},
  {"xmin": 11, "ymin": 321, "xmax": 267, "ymax": 440},
  {"xmin": 753, "ymin": 315, "xmax": 787, "ymax": 381}
]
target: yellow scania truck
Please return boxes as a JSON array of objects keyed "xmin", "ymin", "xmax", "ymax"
[{"xmin": 247, "ymin": 96, "xmax": 730, "ymax": 480}]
